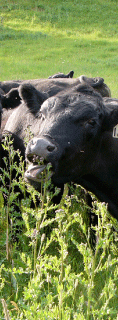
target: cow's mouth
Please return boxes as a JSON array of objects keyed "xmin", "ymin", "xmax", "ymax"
[{"xmin": 25, "ymin": 154, "xmax": 53, "ymax": 182}]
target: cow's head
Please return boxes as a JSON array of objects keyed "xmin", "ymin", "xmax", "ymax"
[
  {"xmin": 79, "ymin": 75, "xmax": 111, "ymax": 97},
  {"xmin": 24, "ymin": 84, "xmax": 118, "ymax": 188}
]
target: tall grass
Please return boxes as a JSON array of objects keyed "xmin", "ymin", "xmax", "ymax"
[{"xmin": 0, "ymin": 138, "xmax": 118, "ymax": 319}]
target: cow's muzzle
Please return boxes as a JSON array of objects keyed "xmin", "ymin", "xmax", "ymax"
[{"xmin": 25, "ymin": 137, "xmax": 57, "ymax": 182}]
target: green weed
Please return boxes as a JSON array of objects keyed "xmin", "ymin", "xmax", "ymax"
[{"xmin": 0, "ymin": 138, "xmax": 118, "ymax": 319}]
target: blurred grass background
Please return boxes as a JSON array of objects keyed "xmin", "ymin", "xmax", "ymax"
[{"xmin": 0, "ymin": 0, "xmax": 118, "ymax": 96}]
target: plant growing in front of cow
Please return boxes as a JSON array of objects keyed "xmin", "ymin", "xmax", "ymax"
[
  {"xmin": 1, "ymin": 179, "xmax": 118, "ymax": 319},
  {"xmin": 71, "ymin": 200, "xmax": 118, "ymax": 320},
  {"xmin": 20, "ymin": 162, "xmax": 60, "ymax": 276},
  {"xmin": 21, "ymin": 187, "xmax": 117, "ymax": 320},
  {"xmin": 17, "ymin": 187, "xmax": 90, "ymax": 319},
  {"xmin": 18, "ymin": 198, "xmax": 78, "ymax": 319},
  {"xmin": 0, "ymin": 136, "xmax": 31, "ymax": 315},
  {"xmin": 0, "ymin": 137, "xmax": 118, "ymax": 319},
  {"xmin": 0, "ymin": 135, "xmax": 26, "ymax": 253}
]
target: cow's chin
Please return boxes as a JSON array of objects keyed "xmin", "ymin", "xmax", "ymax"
[{"xmin": 25, "ymin": 163, "xmax": 53, "ymax": 183}]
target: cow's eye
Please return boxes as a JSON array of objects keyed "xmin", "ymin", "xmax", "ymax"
[{"xmin": 88, "ymin": 119, "xmax": 96, "ymax": 126}]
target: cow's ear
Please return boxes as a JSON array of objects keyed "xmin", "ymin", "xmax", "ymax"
[
  {"xmin": 75, "ymin": 84, "xmax": 103, "ymax": 99},
  {"xmin": 101, "ymin": 108, "xmax": 118, "ymax": 131},
  {"xmin": 79, "ymin": 75, "xmax": 104, "ymax": 87},
  {"xmin": 78, "ymin": 76, "xmax": 111, "ymax": 98},
  {"xmin": 19, "ymin": 83, "xmax": 48, "ymax": 113},
  {"xmin": 1, "ymin": 88, "xmax": 21, "ymax": 109}
]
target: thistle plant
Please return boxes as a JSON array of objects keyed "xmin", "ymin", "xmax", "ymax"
[{"xmin": 0, "ymin": 137, "xmax": 118, "ymax": 320}]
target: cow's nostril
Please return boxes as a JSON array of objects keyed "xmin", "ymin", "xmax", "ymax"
[
  {"xmin": 27, "ymin": 153, "xmax": 34, "ymax": 162},
  {"xmin": 47, "ymin": 145, "xmax": 55, "ymax": 152},
  {"xmin": 31, "ymin": 139, "xmax": 36, "ymax": 146}
]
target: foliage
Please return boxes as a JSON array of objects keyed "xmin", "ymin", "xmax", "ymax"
[{"xmin": 0, "ymin": 138, "xmax": 118, "ymax": 320}]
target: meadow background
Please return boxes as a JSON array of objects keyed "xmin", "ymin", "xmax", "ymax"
[
  {"xmin": 0, "ymin": 0, "xmax": 118, "ymax": 96},
  {"xmin": 0, "ymin": 0, "xmax": 118, "ymax": 319}
]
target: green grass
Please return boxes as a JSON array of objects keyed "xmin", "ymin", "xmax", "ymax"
[{"xmin": 0, "ymin": 0, "xmax": 118, "ymax": 96}]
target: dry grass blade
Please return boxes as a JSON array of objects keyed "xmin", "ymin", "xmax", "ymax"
[{"xmin": 1, "ymin": 299, "xmax": 11, "ymax": 320}]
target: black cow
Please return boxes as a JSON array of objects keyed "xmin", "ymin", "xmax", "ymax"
[
  {"xmin": 0, "ymin": 71, "xmax": 74, "ymax": 94},
  {"xmin": 1, "ymin": 84, "xmax": 65, "ymax": 216},
  {"xmin": 1, "ymin": 88, "xmax": 22, "ymax": 109},
  {"xmin": 3, "ymin": 83, "xmax": 118, "ymax": 217},
  {"xmin": 1, "ymin": 72, "xmax": 76, "ymax": 132},
  {"xmin": 48, "ymin": 70, "xmax": 74, "ymax": 78},
  {"xmin": 3, "ymin": 82, "xmax": 118, "ymax": 246},
  {"xmin": 23, "ymin": 84, "xmax": 118, "ymax": 221},
  {"xmin": 3, "ymin": 81, "xmax": 110, "ymax": 158},
  {"xmin": 0, "ymin": 75, "xmax": 111, "ymax": 134},
  {"xmin": 0, "ymin": 88, "xmax": 22, "ymax": 132},
  {"xmin": 0, "ymin": 90, "xmax": 23, "ymax": 167},
  {"xmin": 0, "ymin": 75, "xmax": 111, "ymax": 98},
  {"xmin": 0, "ymin": 76, "xmax": 111, "ymax": 133}
]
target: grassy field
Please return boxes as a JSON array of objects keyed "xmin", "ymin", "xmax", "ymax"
[
  {"xmin": 0, "ymin": 1, "xmax": 118, "ymax": 319},
  {"xmin": 0, "ymin": 0, "xmax": 118, "ymax": 96}
]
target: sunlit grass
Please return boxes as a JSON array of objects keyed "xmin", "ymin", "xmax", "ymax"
[{"xmin": 0, "ymin": 0, "xmax": 118, "ymax": 96}]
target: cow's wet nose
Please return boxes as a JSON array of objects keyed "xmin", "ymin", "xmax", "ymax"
[
  {"xmin": 26, "ymin": 137, "xmax": 57, "ymax": 160},
  {"xmin": 47, "ymin": 145, "xmax": 55, "ymax": 152}
]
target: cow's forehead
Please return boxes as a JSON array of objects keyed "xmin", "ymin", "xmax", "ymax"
[
  {"xmin": 40, "ymin": 93, "xmax": 104, "ymax": 118},
  {"xmin": 40, "ymin": 96, "xmax": 57, "ymax": 112}
]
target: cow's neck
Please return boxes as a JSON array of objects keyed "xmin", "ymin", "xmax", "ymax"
[
  {"xmin": 79, "ymin": 174, "xmax": 118, "ymax": 219},
  {"xmin": 80, "ymin": 132, "xmax": 118, "ymax": 220}
]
